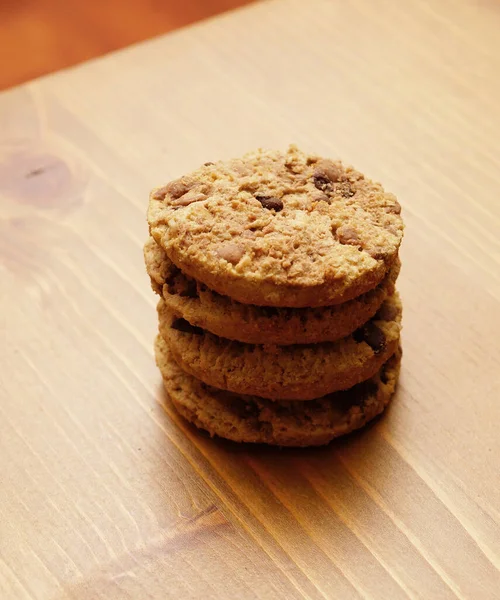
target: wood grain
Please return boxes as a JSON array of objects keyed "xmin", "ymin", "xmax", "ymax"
[{"xmin": 1, "ymin": 0, "xmax": 500, "ymax": 598}]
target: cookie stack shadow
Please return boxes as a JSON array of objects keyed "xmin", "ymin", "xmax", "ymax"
[{"xmin": 145, "ymin": 147, "xmax": 404, "ymax": 447}]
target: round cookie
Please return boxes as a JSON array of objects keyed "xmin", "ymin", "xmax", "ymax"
[
  {"xmin": 145, "ymin": 237, "xmax": 400, "ymax": 345},
  {"xmin": 148, "ymin": 145, "xmax": 403, "ymax": 308},
  {"xmin": 155, "ymin": 336, "xmax": 402, "ymax": 447},
  {"xmin": 157, "ymin": 292, "xmax": 402, "ymax": 401}
]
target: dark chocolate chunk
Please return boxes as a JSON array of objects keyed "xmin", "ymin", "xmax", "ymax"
[
  {"xmin": 152, "ymin": 186, "xmax": 168, "ymax": 201},
  {"xmin": 336, "ymin": 226, "xmax": 361, "ymax": 246},
  {"xmin": 255, "ymin": 195, "xmax": 284, "ymax": 211},
  {"xmin": 165, "ymin": 178, "xmax": 191, "ymax": 199},
  {"xmin": 165, "ymin": 268, "xmax": 199, "ymax": 299},
  {"xmin": 353, "ymin": 322, "xmax": 387, "ymax": 354},
  {"xmin": 313, "ymin": 175, "xmax": 332, "ymax": 192},
  {"xmin": 216, "ymin": 243, "xmax": 245, "ymax": 264},
  {"xmin": 314, "ymin": 160, "xmax": 341, "ymax": 183},
  {"xmin": 313, "ymin": 160, "xmax": 343, "ymax": 192}
]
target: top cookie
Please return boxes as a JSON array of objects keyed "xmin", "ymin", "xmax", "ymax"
[{"xmin": 148, "ymin": 145, "xmax": 403, "ymax": 307}]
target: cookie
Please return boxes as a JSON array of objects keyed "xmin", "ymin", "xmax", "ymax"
[
  {"xmin": 145, "ymin": 236, "xmax": 401, "ymax": 344},
  {"xmin": 157, "ymin": 292, "xmax": 402, "ymax": 401},
  {"xmin": 155, "ymin": 335, "xmax": 402, "ymax": 447},
  {"xmin": 148, "ymin": 145, "xmax": 403, "ymax": 308},
  {"xmin": 145, "ymin": 237, "xmax": 400, "ymax": 345}
]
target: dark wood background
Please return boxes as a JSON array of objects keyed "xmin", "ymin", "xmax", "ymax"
[{"xmin": 0, "ymin": 0, "xmax": 253, "ymax": 90}]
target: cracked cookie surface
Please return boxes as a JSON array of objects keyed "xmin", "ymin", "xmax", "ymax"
[{"xmin": 148, "ymin": 145, "xmax": 403, "ymax": 307}]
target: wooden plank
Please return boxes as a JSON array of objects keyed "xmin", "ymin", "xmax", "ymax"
[{"xmin": 1, "ymin": 0, "xmax": 499, "ymax": 598}]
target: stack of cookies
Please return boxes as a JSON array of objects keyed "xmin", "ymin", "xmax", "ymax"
[{"xmin": 145, "ymin": 146, "xmax": 404, "ymax": 447}]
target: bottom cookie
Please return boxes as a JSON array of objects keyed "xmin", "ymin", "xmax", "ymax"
[{"xmin": 155, "ymin": 336, "xmax": 402, "ymax": 447}]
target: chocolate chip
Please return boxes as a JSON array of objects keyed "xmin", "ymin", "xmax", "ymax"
[
  {"xmin": 171, "ymin": 318, "xmax": 204, "ymax": 335},
  {"xmin": 313, "ymin": 175, "xmax": 332, "ymax": 192},
  {"xmin": 367, "ymin": 246, "xmax": 390, "ymax": 260},
  {"xmin": 314, "ymin": 160, "xmax": 341, "ymax": 183},
  {"xmin": 336, "ymin": 226, "xmax": 361, "ymax": 246},
  {"xmin": 255, "ymin": 195, "xmax": 283, "ymax": 211},
  {"xmin": 172, "ymin": 190, "xmax": 208, "ymax": 207},
  {"xmin": 165, "ymin": 267, "xmax": 199, "ymax": 298},
  {"xmin": 152, "ymin": 186, "xmax": 168, "ymax": 201},
  {"xmin": 312, "ymin": 191, "xmax": 330, "ymax": 204},
  {"xmin": 353, "ymin": 322, "xmax": 386, "ymax": 354},
  {"xmin": 216, "ymin": 243, "xmax": 245, "ymax": 264},
  {"xmin": 165, "ymin": 178, "xmax": 192, "ymax": 199},
  {"xmin": 203, "ymin": 162, "xmax": 215, "ymax": 166}
]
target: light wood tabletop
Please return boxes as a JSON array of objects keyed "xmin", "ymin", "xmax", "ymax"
[{"xmin": 1, "ymin": 0, "xmax": 499, "ymax": 598}]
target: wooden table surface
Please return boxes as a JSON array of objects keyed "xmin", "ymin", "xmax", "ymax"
[{"xmin": 1, "ymin": 0, "xmax": 499, "ymax": 598}]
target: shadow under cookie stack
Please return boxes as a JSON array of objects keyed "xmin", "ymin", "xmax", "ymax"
[{"xmin": 145, "ymin": 146, "xmax": 404, "ymax": 447}]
